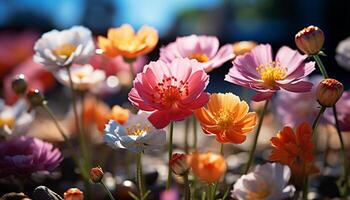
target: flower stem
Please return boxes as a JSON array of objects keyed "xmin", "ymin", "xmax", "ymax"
[
  {"xmin": 129, "ymin": 62, "xmax": 136, "ymax": 82},
  {"xmin": 101, "ymin": 181, "xmax": 116, "ymax": 200},
  {"xmin": 333, "ymin": 105, "xmax": 349, "ymax": 197},
  {"xmin": 312, "ymin": 54, "xmax": 329, "ymax": 78},
  {"xmin": 192, "ymin": 116, "xmax": 197, "ymax": 150},
  {"xmin": 183, "ymin": 172, "xmax": 190, "ymax": 200},
  {"xmin": 211, "ymin": 143, "xmax": 224, "ymax": 200},
  {"xmin": 166, "ymin": 122, "xmax": 174, "ymax": 190},
  {"xmin": 244, "ymin": 100, "xmax": 269, "ymax": 174},
  {"xmin": 136, "ymin": 152, "xmax": 144, "ymax": 199},
  {"xmin": 184, "ymin": 118, "xmax": 190, "ymax": 154}
]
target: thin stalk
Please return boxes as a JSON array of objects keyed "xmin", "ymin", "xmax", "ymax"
[
  {"xmin": 211, "ymin": 144, "xmax": 224, "ymax": 200},
  {"xmin": 79, "ymin": 91, "xmax": 92, "ymax": 168},
  {"xmin": 183, "ymin": 172, "xmax": 190, "ymax": 200},
  {"xmin": 166, "ymin": 122, "xmax": 174, "ymax": 190},
  {"xmin": 193, "ymin": 116, "xmax": 197, "ymax": 149},
  {"xmin": 313, "ymin": 54, "xmax": 329, "ymax": 78},
  {"xmin": 101, "ymin": 181, "xmax": 116, "ymax": 200},
  {"xmin": 184, "ymin": 118, "xmax": 190, "ymax": 154},
  {"xmin": 136, "ymin": 152, "xmax": 144, "ymax": 199},
  {"xmin": 244, "ymin": 100, "xmax": 269, "ymax": 174},
  {"xmin": 129, "ymin": 62, "xmax": 136, "ymax": 82}
]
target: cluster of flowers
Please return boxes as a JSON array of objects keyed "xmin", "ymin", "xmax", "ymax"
[{"xmin": 0, "ymin": 23, "xmax": 349, "ymax": 200}]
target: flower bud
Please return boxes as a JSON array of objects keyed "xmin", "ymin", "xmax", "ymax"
[
  {"xmin": 27, "ymin": 89, "xmax": 45, "ymax": 107},
  {"xmin": 11, "ymin": 74, "xmax": 28, "ymax": 95},
  {"xmin": 232, "ymin": 41, "xmax": 257, "ymax": 56},
  {"xmin": 64, "ymin": 188, "xmax": 84, "ymax": 200},
  {"xmin": 295, "ymin": 25, "xmax": 324, "ymax": 55},
  {"xmin": 169, "ymin": 153, "xmax": 189, "ymax": 176},
  {"xmin": 316, "ymin": 78, "xmax": 344, "ymax": 107},
  {"xmin": 90, "ymin": 166, "xmax": 104, "ymax": 183}
]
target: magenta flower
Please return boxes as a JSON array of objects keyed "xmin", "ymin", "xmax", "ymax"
[
  {"xmin": 324, "ymin": 91, "xmax": 350, "ymax": 131},
  {"xmin": 225, "ymin": 44, "xmax": 315, "ymax": 101},
  {"xmin": 159, "ymin": 35, "xmax": 234, "ymax": 72},
  {"xmin": 0, "ymin": 136, "xmax": 62, "ymax": 178},
  {"xmin": 128, "ymin": 58, "xmax": 209, "ymax": 129}
]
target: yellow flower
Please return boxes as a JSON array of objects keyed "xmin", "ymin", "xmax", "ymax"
[{"xmin": 98, "ymin": 24, "xmax": 158, "ymax": 58}]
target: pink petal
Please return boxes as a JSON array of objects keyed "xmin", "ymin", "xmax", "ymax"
[
  {"xmin": 148, "ymin": 111, "xmax": 171, "ymax": 129},
  {"xmin": 252, "ymin": 92, "xmax": 275, "ymax": 102},
  {"xmin": 176, "ymin": 35, "xmax": 201, "ymax": 56},
  {"xmin": 128, "ymin": 88, "xmax": 155, "ymax": 111},
  {"xmin": 197, "ymin": 35, "xmax": 219, "ymax": 58},
  {"xmin": 279, "ymin": 80, "xmax": 313, "ymax": 93},
  {"xmin": 181, "ymin": 92, "xmax": 209, "ymax": 109},
  {"xmin": 275, "ymin": 46, "xmax": 308, "ymax": 77},
  {"xmin": 250, "ymin": 44, "xmax": 273, "ymax": 66},
  {"xmin": 205, "ymin": 44, "xmax": 234, "ymax": 71}
]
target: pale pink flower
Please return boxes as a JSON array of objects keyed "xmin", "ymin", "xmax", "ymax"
[
  {"xmin": 159, "ymin": 35, "xmax": 234, "ymax": 72},
  {"xmin": 225, "ymin": 44, "xmax": 315, "ymax": 101},
  {"xmin": 128, "ymin": 58, "xmax": 209, "ymax": 129}
]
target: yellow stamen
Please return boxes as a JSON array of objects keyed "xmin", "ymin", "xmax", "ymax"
[
  {"xmin": 74, "ymin": 71, "xmax": 88, "ymax": 79},
  {"xmin": 53, "ymin": 43, "xmax": 77, "ymax": 57},
  {"xmin": 246, "ymin": 184, "xmax": 270, "ymax": 200},
  {"xmin": 189, "ymin": 53, "xmax": 209, "ymax": 63},
  {"xmin": 257, "ymin": 61, "xmax": 286, "ymax": 87},
  {"xmin": 217, "ymin": 109, "xmax": 232, "ymax": 129},
  {"xmin": 0, "ymin": 116, "xmax": 15, "ymax": 128},
  {"xmin": 126, "ymin": 123, "xmax": 150, "ymax": 136}
]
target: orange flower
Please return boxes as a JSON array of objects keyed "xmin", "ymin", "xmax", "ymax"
[
  {"xmin": 98, "ymin": 24, "xmax": 158, "ymax": 58},
  {"xmin": 268, "ymin": 122, "xmax": 319, "ymax": 186},
  {"xmin": 194, "ymin": 93, "xmax": 257, "ymax": 144},
  {"xmin": 187, "ymin": 151, "xmax": 227, "ymax": 183},
  {"xmin": 64, "ymin": 188, "xmax": 84, "ymax": 200},
  {"xmin": 110, "ymin": 105, "xmax": 129, "ymax": 125},
  {"xmin": 81, "ymin": 97, "xmax": 111, "ymax": 132}
]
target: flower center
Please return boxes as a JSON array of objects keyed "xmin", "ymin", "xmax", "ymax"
[
  {"xmin": 126, "ymin": 123, "xmax": 150, "ymax": 136},
  {"xmin": 216, "ymin": 110, "xmax": 232, "ymax": 129},
  {"xmin": 246, "ymin": 184, "xmax": 270, "ymax": 200},
  {"xmin": 53, "ymin": 43, "xmax": 77, "ymax": 57},
  {"xmin": 153, "ymin": 76, "xmax": 189, "ymax": 107},
  {"xmin": 74, "ymin": 71, "xmax": 89, "ymax": 80},
  {"xmin": 257, "ymin": 61, "xmax": 287, "ymax": 87},
  {"xmin": 0, "ymin": 116, "xmax": 15, "ymax": 128},
  {"xmin": 189, "ymin": 53, "xmax": 209, "ymax": 63}
]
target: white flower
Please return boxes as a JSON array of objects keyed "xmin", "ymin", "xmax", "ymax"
[
  {"xmin": 34, "ymin": 26, "xmax": 94, "ymax": 71},
  {"xmin": 56, "ymin": 64, "xmax": 106, "ymax": 91},
  {"xmin": 0, "ymin": 99, "xmax": 34, "ymax": 138},
  {"xmin": 336, "ymin": 37, "xmax": 350, "ymax": 71},
  {"xmin": 104, "ymin": 112, "xmax": 166, "ymax": 153},
  {"xmin": 232, "ymin": 163, "xmax": 295, "ymax": 200}
]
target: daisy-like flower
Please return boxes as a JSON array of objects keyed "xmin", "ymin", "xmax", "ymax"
[
  {"xmin": 128, "ymin": 58, "xmax": 209, "ymax": 129},
  {"xmin": 268, "ymin": 122, "xmax": 319, "ymax": 186},
  {"xmin": 324, "ymin": 91, "xmax": 350, "ymax": 131},
  {"xmin": 56, "ymin": 64, "xmax": 106, "ymax": 91},
  {"xmin": 0, "ymin": 136, "xmax": 62, "ymax": 178},
  {"xmin": 232, "ymin": 163, "xmax": 295, "ymax": 200},
  {"xmin": 34, "ymin": 26, "xmax": 94, "ymax": 71},
  {"xmin": 336, "ymin": 37, "xmax": 350, "ymax": 71},
  {"xmin": 225, "ymin": 44, "xmax": 315, "ymax": 101},
  {"xmin": 159, "ymin": 35, "xmax": 234, "ymax": 72},
  {"xmin": 104, "ymin": 112, "xmax": 166, "ymax": 153},
  {"xmin": 194, "ymin": 93, "xmax": 257, "ymax": 144},
  {"xmin": 0, "ymin": 99, "xmax": 33, "ymax": 138},
  {"xmin": 98, "ymin": 24, "xmax": 158, "ymax": 58}
]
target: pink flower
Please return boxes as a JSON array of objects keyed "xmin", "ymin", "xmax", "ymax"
[
  {"xmin": 225, "ymin": 44, "xmax": 315, "ymax": 101},
  {"xmin": 128, "ymin": 58, "xmax": 209, "ymax": 129},
  {"xmin": 159, "ymin": 35, "xmax": 234, "ymax": 72}
]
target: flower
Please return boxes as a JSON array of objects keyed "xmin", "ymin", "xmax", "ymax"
[
  {"xmin": 225, "ymin": 44, "xmax": 315, "ymax": 101},
  {"xmin": 0, "ymin": 99, "xmax": 33, "ymax": 138},
  {"xmin": 104, "ymin": 112, "xmax": 166, "ymax": 153},
  {"xmin": 335, "ymin": 36, "xmax": 350, "ymax": 71},
  {"xmin": 110, "ymin": 105, "xmax": 129, "ymax": 125},
  {"xmin": 128, "ymin": 58, "xmax": 209, "ymax": 129},
  {"xmin": 90, "ymin": 166, "xmax": 104, "ymax": 183},
  {"xmin": 324, "ymin": 91, "xmax": 350, "ymax": 131},
  {"xmin": 160, "ymin": 189, "xmax": 179, "ymax": 200},
  {"xmin": 98, "ymin": 24, "xmax": 158, "ymax": 58},
  {"xmin": 64, "ymin": 188, "xmax": 84, "ymax": 200},
  {"xmin": 275, "ymin": 75, "xmax": 324, "ymax": 127},
  {"xmin": 159, "ymin": 35, "xmax": 234, "ymax": 72},
  {"xmin": 169, "ymin": 153, "xmax": 189, "ymax": 175},
  {"xmin": 295, "ymin": 25, "xmax": 324, "ymax": 55},
  {"xmin": 34, "ymin": 26, "xmax": 94, "ymax": 71},
  {"xmin": 0, "ymin": 136, "xmax": 62, "ymax": 178},
  {"xmin": 232, "ymin": 41, "xmax": 257, "ymax": 56},
  {"xmin": 268, "ymin": 123, "xmax": 319, "ymax": 186},
  {"xmin": 316, "ymin": 78, "xmax": 344, "ymax": 107},
  {"xmin": 56, "ymin": 64, "xmax": 106, "ymax": 91},
  {"xmin": 231, "ymin": 163, "xmax": 295, "ymax": 200},
  {"xmin": 187, "ymin": 151, "xmax": 227, "ymax": 183},
  {"xmin": 194, "ymin": 93, "xmax": 257, "ymax": 144}
]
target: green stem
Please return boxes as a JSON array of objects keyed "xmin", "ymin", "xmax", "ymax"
[
  {"xmin": 136, "ymin": 152, "xmax": 144, "ymax": 199},
  {"xmin": 313, "ymin": 54, "xmax": 329, "ymax": 78},
  {"xmin": 211, "ymin": 144, "xmax": 224, "ymax": 200},
  {"xmin": 333, "ymin": 105, "xmax": 349, "ymax": 197},
  {"xmin": 184, "ymin": 118, "xmax": 190, "ymax": 154},
  {"xmin": 184, "ymin": 172, "xmax": 190, "ymax": 200},
  {"xmin": 244, "ymin": 100, "xmax": 269, "ymax": 174},
  {"xmin": 129, "ymin": 62, "xmax": 136, "ymax": 82},
  {"xmin": 302, "ymin": 164, "xmax": 309, "ymax": 200},
  {"xmin": 166, "ymin": 122, "xmax": 174, "ymax": 190},
  {"xmin": 101, "ymin": 181, "xmax": 116, "ymax": 200},
  {"xmin": 79, "ymin": 91, "xmax": 92, "ymax": 168},
  {"xmin": 193, "ymin": 116, "xmax": 197, "ymax": 150}
]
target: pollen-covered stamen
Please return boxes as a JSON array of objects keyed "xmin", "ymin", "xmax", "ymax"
[
  {"xmin": 152, "ymin": 76, "xmax": 189, "ymax": 106},
  {"xmin": 246, "ymin": 183, "xmax": 270, "ymax": 200},
  {"xmin": 126, "ymin": 123, "xmax": 151, "ymax": 136},
  {"xmin": 257, "ymin": 61, "xmax": 287, "ymax": 87},
  {"xmin": 189, "ymin": 53, "xmax": 209, "ymax": 63},
  {"xmin": 216, "ymin": 109, "xmax": 233, "ymax": 129},
  {"xmin": 0, "ymin": 116, "xmax": 15, "ymax": 128},
  {"xmin": 53, "ymin": 43, "xmax": 77, "ymax": 58}
]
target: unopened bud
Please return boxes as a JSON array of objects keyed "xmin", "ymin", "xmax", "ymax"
[
  {"xmin": 12, "ymin": 74, "xmax": 28, "ymax": 95},
  {"xmin": 64, "ymin": 188, "xmax": 84, "ymax": 200},
  {"xmin": 295, "ymin": 25, "xmax": 325, "ymax": 55},
  {"xmin": 169, "ymin": 153, "xmax": 189, "ymax": 176},
  {"xmin": 27, "ymin": 89, "xmax": 45, "ymax": 107},
  {"xmin": 316, "ymin": 79, "xmax": 343, "ymax": 107},
  {"xmin": 90, "ymin": 166, "xmax": 104, "ymax": 183}
]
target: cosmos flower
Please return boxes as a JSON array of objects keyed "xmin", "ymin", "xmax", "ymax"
[
  {"xmin": 159, "ymin": 35, "xmax": 234, "ymax": 72},
  {"xmin": 324, "ymin": 91, "xmax": 350, "ymax": 131},
  {"xmin": 335, "ymin": 37, "xmax": 350, "ymax": 71},
  {"xmin": 187, "ymin": 151, "xmax": 227, "ymax": 183},
  {"xmin": 34, "ymin": 26, "xmax": 94, "ymax": 71},
  {"xmin": 225, "ymin": 44, "xmax": 315, "ymax": 101},
  {"xmin": 268, "ymin": 122, "xmax": 319, "ymax": 186},
  {"xmin": 55, "ymin": 64, "xmax": 106, "ymax": 91},
  {"xmin": 98, "ymin": 24, "xmax": 158, "ymax": 58},
  {"xmin": 128, "ymin": 58, "xmax": 209, "ymax": 129},
  {"xmin": 194, "ymin": 93, "xmax": 257, "ymax": 144},
  {"xmin": 0, "ymin": 99, "xmax": 33, "ymax": 138},
  {"xmin": 0, "ymin": 136, "xmax": 62, "ymax": 178},
  {"xmin": 104, "ymin": 112, "xmax": 166, "ymax": 153},
  {"xmin": 231, "ymin": 163, "xmax": 295, "ymax": 200},
  {"xmin": 275, "ymin": 75, "xmax": 323, "ymax": 127}
]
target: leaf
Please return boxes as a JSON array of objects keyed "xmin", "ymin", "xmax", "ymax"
[{"xmin": 128, "ymin": 191, "xmax": 140, "ymax": 200}]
